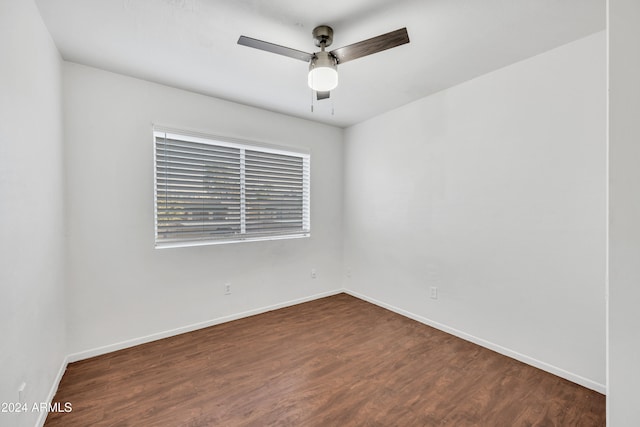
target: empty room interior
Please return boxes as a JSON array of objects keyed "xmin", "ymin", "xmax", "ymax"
[{"xmin": 1, "ymin": 0, "xmax": 639, "ymax": 425}]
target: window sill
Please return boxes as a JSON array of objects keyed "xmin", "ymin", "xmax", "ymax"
[{"xmin": 154, "ymin": 233, "xmax": 310, "ymax": 249}]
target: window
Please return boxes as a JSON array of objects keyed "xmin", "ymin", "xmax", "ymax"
[{"xmin": 153, "ymin": 129, "xmax": 310, "ymax": 248}]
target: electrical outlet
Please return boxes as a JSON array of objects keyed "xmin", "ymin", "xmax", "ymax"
[
  {"xmin": 18, "ymin": 382, "xmax": 26, "ymax": 404},
  {"xmin": 224, "ymin": 283, "xmax": 231, "ymax": 295},
  {"xmin": 311, "ymin": 268, "xmax": 317, "ymax": 279},
  {"xmin": 430, "ymin": 286, "xmax": 438, "ymax": 300}
]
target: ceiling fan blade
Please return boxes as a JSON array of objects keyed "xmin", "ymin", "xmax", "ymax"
[
  {"xmin": 316, "ymin": 91, "xmax": 330, "ymax": 100},
  {"xmin": 237, "ymin": 36, "xmax": 313, "ymax": 62},
  {"xmin": 330, "ymin": 27, "xmax": 409, "ymax": 64}
]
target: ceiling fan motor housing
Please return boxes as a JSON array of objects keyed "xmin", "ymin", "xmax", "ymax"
[{"xmin": 310, "ymin": 51, "xmax": 337, "ymax": 69}]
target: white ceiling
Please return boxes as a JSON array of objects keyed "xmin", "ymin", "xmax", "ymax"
[{"xmin": 35, "ymin": 0, "xmax": 605, "ymax": 128}]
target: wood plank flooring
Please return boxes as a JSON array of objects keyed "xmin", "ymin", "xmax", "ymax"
[{"xmin": 45, "ymin": 293, "xmax": 605, "ymax": 426}]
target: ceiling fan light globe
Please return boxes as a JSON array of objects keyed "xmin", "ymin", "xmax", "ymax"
[
  {"xmin": 308, "ymin": 51, "xmax": 338, "ymax": 92},
  {"xmin": 308, "ymin": 67, "xmax": 338, "ymax": 91}
]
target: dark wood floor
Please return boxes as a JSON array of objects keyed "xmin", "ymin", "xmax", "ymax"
[{"xmin": 46, "ymin": 293, "xmax": 605, "ymax": 426}]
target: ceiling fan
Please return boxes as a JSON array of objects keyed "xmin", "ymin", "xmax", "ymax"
[{"xmin": 238, "ymin": 25, "xmax": 410, "ymax": 100}]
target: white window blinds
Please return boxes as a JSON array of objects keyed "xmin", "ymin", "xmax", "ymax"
[{"xmin": 154, "ymin": 130, "xmax": 310, "ymax": 248}]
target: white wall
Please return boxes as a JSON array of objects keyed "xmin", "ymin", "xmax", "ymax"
[
  {"xmin": 343, "ymin": 32, "xmax": 606, "ymax": 391},
  {"xmin": 63, "ymin": 63, "xmax": 343, "ymax": 356},
  {"xmin": 0, "ymin": 1, "xmax": 66, "ymax": 426},
  {"xmin": 608, "ymin": 0, "xmax": 640, "ymax": 423}
]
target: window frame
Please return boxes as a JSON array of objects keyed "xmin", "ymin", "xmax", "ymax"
[{"xmin": 153, "ymin": 128, "xmax": 311, "ymax": 249}]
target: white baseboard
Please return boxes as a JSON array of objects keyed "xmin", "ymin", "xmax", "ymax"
[
  {"xmin": 344, "ymin": 288, "xmax": 606, "ymax": 394},
  {"xmin": 36, "ymin": 355, "xmax": 69, "ymax": 427},
  {"xmin": 67, "ymin": 289, "xmax": 343, "ymax": 363}
]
